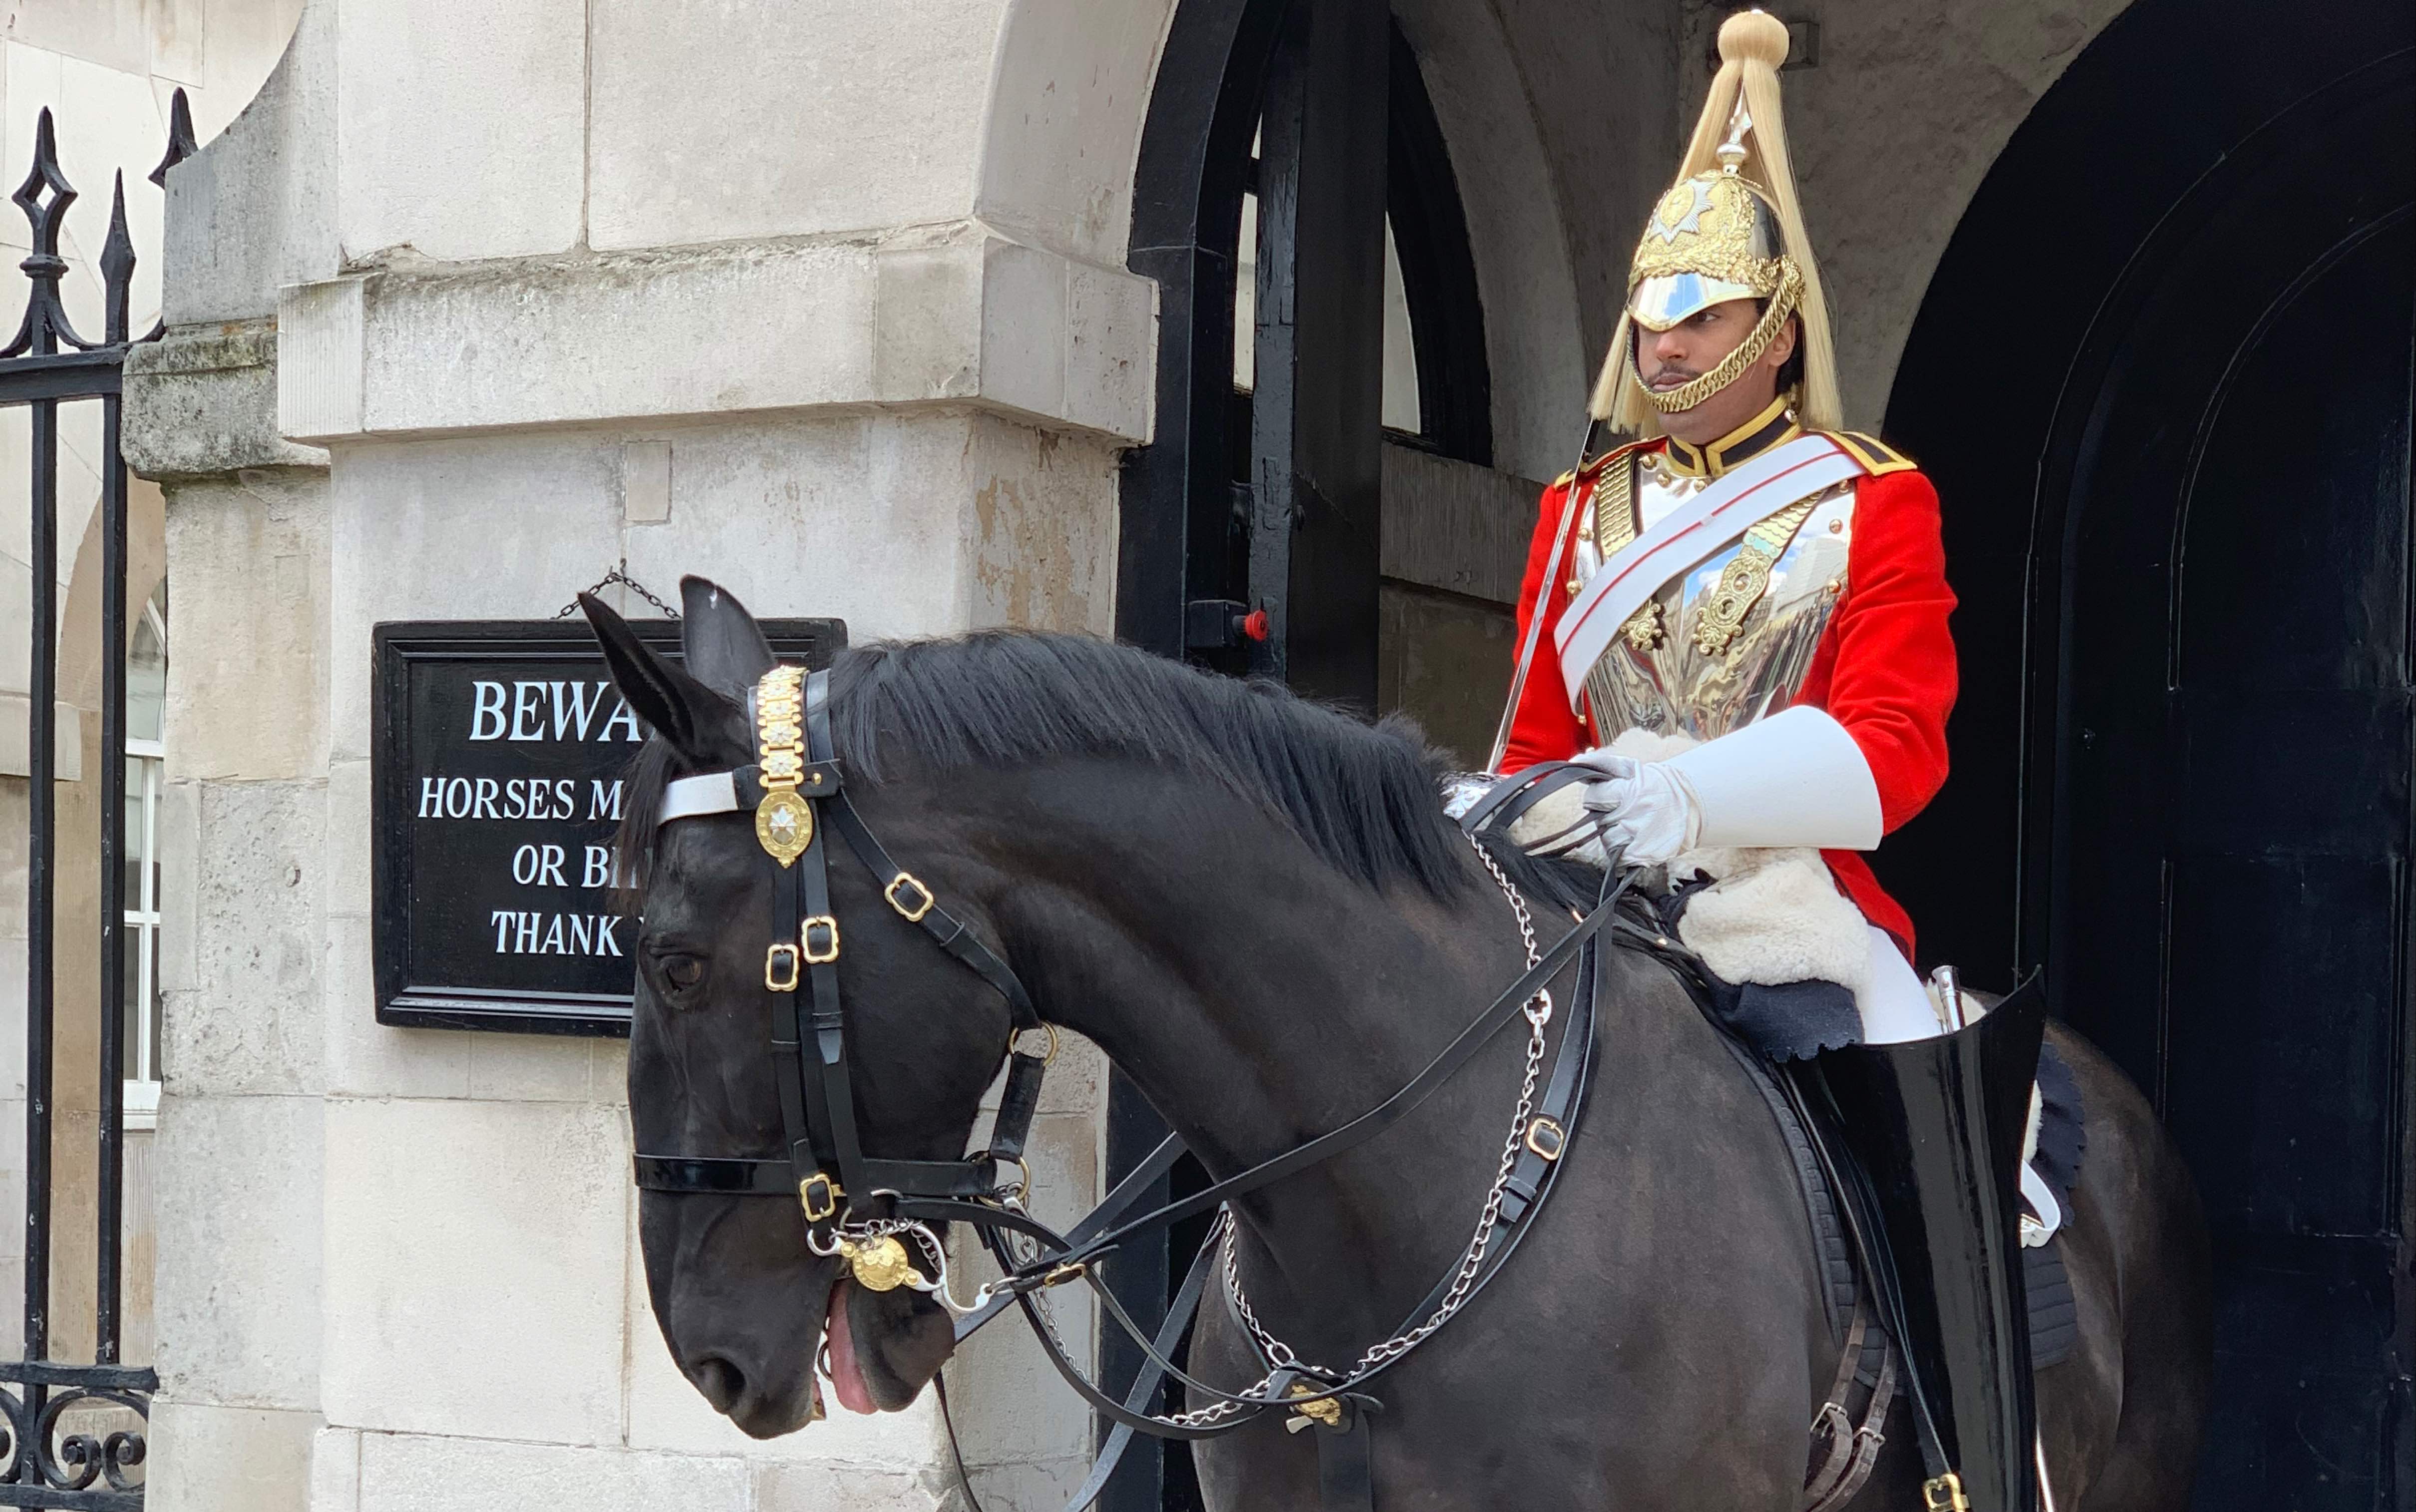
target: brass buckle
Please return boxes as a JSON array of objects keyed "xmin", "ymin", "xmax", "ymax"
[
  {"xmin": 801, "ymin": 915, "xmax": 841, "ymax": 964},
  {"xmin": 1922, "ymin": 1474, "xmax": 1970, "ymax": 1512},
  {"xmin": 1524, "ymin": 1116, "xmax": 1566, "ymax": 1162},
  {"xmin": 1041, "ymin": 1260, "xmax": 1088, "ymax": 1288},
  {"xmin": 764, "ymin": 942, "xmax": 801, "ymax": 992},
  {"xmin": 799, "ymin": 1172, "xmax": 843, "ymax": 1223},
  {"xmin": 885, "ymin": 871, "xmax": 936, "ymax": 922}
]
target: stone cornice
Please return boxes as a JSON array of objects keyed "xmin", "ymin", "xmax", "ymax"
[{"xmin": 274, "ymin": 222, "xmax": 1156, "ymax": 446}]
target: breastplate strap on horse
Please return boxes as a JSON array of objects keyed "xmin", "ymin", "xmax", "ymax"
[{"xmin": 631, "ymin": 667, "xmax": 1644, "ymax": 1484}]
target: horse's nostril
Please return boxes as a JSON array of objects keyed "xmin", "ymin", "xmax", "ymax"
[{"xmin": 690, "ymin": 1354, "xmax": 745, "ymax": 1412}]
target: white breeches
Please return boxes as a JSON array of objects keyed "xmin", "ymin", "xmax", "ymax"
[{"xmin": 1858, "ymin": 925, "xmax": 1945, "ymax": 1044}]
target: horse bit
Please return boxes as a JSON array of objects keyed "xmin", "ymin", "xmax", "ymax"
[{"xmin": 633, "ymin": 662, "xmax": 1630, "ymax": 1459}]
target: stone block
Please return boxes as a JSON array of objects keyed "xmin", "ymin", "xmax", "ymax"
[
  {"xmin": 163, "ymin": 0, "xmax": 340, "ymax": 326},
  {"xmin": 333, "ymin": 0, "xmax": 586, "ymax": 261},
  {"xmin": 321, "ymin": 913, "xmax": 472, "ymax": 1100},
  {"xmin": 163, "ymin": 472, "xmax": 330, "ymax": 782},
  {"xmin": 356, "ymin": 1434, "xmax": 748, "ymax": 1512},
  {"xmin": 960, "ymin": 415, "xmax": 1120, "ymax": 635},
  {"xmin": 973, "ymin": 0, "xmax": 1172, "ymax": 263},
  {"xmin": 752, "ymin": 1458, "xmax": 950, "ymax": 1512},
  {"xmin": 145, "ymin": 1398, "xmax": 319, "ymax": 1512},
  {"xmin": 463, "ymin": 1032, "xmax": 596, "ymax": 1104},
  {"xmin": 322, "ymin": 758, "xmax": 369, "ymax": 920},
  {"xmin": 169, "ymin": 778, "xmax": 325, "ymax": 1097},
  {"xmin": 320, "ymin": 1097, "xmax": 626, "ymax": 1444},
  {"xmin": 126, "ymin": 322, "xmax": 330, "ymax": 481},
  {"xmin": 616, "ymin": 412, "xmax": 969, "ymax": 639},
  {"xmin": 586, "ymin": 0, "xmax": 998, "ymax": 252},
  {"xmin": 325, "ymin": 432, "xmax": 621, "ymax": 761},
  {"xmin": 276, "ymin": 231, "xmax": 1153, "ymax": 447},
  {"xmin": 311, "ymin": 1425, "xmax": 361, "ymax": 1512},
  {"xmin": 155, "ymin": 778, "xmax": 199, "ymax": 994},
  {"xmin": 150, "ymin": 1093, "xmax": 323, "ymax": 1406},
  {"xmin": 960, "ymin": 1456, "xmax": 1089, "ymax": 1512}
]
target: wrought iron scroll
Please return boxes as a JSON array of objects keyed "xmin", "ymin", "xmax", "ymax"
[{"xmin": 0, "ymin": 94, "xmax": 190, "ymax": 1511}]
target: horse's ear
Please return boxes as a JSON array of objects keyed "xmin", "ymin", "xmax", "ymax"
[
  {"xmin": 579, "ymin": 592, "xmax": 746, "ymax": 764},
  {"xmin": 678, "ymin": 576, "xmax": 777, "ymax": 698}
]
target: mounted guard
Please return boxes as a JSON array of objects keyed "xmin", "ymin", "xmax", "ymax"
[{"xmin": 1485, "ymin": 12, "xmax": 2047, "ymax": 1509}]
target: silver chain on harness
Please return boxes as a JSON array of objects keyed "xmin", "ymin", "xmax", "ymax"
[{"xmin": 1165, "ymin": 833, "xmax": 1559, "ymax": 1427}]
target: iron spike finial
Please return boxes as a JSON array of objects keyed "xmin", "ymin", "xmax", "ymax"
[
  {"xmin": 149, "ymin": 89, "xmax": 197, "ymax": 191},
  {"xmin": 1, "ymin": 107, "xmax": 96, "ymax": 357},
  {"xmin": 101, "ymin": 173, "xmax": 135, "ymax": 346}
]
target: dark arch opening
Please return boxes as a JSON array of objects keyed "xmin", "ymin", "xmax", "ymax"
[{"xmin": 1886, "ymin": 2, "xmax": 2416, "ymax": 1504}]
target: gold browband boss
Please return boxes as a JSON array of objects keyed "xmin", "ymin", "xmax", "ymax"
[{"xmin": 753, "ymin": 665, "xmax": 814, "ymax": 867}]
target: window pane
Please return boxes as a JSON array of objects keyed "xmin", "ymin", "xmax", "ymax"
[
  {"xmin": 127, "ymin": 588, "xmax": 167, "ymax": 747},
  {"xmin": 1234, "ymin": 191, "xmax": 1258, "ymax": 393},
  {"xmin": 123, "ymin": 758, "xmax": 147, "ymax": 908},
  {"xmin": 1381, "ymin": 219, "xmax": 1420, "ymax": 433},
  {"xmin": 120, "ymin": 925, "xmax": 142, "ymax": 1081}
]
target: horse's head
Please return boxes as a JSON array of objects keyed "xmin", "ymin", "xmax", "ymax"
[{"xmin": 583, "ymin": 579, "xmax": 1018, "ymax": 1436}]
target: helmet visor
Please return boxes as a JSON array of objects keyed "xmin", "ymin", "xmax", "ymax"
[{"xmin": 1627, "ymin": 272, "xmax": 1762, "ymax": 333}]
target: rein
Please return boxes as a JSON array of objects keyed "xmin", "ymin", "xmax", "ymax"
[{"xmin": 635, "ymin": 664, "xmax": 1636, "ymax": 1503}]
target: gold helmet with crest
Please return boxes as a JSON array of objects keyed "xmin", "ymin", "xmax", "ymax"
[{"xmin": 1590, "ymin": 10, "xmax": 1842, "ymax": 434}]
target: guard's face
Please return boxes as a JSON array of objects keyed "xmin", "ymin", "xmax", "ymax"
[{"xmin": 1638, "ymin": 298, "xmax": 1791, "ymax": 398}]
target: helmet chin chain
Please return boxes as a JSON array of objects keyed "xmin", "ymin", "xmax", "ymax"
[{"xmin": 1633, "ymin": 262, "xmax": 1803, "ymax": 416}]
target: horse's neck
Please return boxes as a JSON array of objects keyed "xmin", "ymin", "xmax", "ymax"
[{"xmin": 983, "ymin": 767, "xmax": 1532, "ymax": 1349}]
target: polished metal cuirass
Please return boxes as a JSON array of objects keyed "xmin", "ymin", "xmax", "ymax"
[{"xmin": 1569, "ymin": 457, "xmax": 1858, "ymax": 742}]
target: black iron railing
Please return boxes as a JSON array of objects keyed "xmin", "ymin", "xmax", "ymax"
[{"xmin": 0, "ymin": 92, "xmax": 193, "ymax": 1512}]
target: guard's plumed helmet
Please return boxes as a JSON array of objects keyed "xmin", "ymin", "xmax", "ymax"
[{"xmin": 1592, "ymin": 10, "xmax": 1842, "ymax": 433}]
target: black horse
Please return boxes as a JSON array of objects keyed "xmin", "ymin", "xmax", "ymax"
[{"xmin": 589, "ymin": 581, "xmax": 2211, "ymax": 1510}]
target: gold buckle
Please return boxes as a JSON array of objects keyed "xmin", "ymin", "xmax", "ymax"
[
  {"xmin": 1524, "ymin": 1116, "xmax": 1566, "ymax": 1162},
  {"xmin": 885, "ymin": 872, "xmax": 935, "ymax": 922},
  {"xmin": 1922, "ymin": 1474, "xmax": 1970, "ymax": 1512},
  {"xmin": 801, "ymin": 915, "xmax": 841, "ymax": 964},
  {"xmin": 799, "ymin": 1172, "xmax": 843, "ymax": 1223},
  {"xmin": 1041, "ymin": 1260, "xmax": 1088, "ymax": 1288},
  {"xmin": 764, "ymin": 942, "xmax": 801, "ymax": 991}
]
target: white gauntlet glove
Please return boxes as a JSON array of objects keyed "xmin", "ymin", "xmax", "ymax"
[
  {"xmin": 1575, "ymin": 707, "xmax": 1886, "ymax": 864},
  {"xmin": 1574, "ymin": 751, "xmax": 1701, "ymax": 865}
]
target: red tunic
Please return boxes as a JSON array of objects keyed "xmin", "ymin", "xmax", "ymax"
[{"xmin": 1499, "ymin": 438, "xmax": 1957, "ymax": 954}]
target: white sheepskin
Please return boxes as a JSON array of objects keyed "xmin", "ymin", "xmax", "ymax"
[{"xmin": 1599, "ymin": 729, "xmax": 1871, "ymax": 993}]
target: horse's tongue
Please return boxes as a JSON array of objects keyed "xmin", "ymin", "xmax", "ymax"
[{"xmin": 825, "ymin": 1281, "xmax": 878, "ymax": 1416}]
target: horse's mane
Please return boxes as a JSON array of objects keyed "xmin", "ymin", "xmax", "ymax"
[{"xmin": 621, "ymin": 631, "xmax": 1483, "ymax": 900}]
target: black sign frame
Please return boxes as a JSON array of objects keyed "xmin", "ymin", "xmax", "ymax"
[{"xmin": 372, "ymin": 617, "xmax": 846, "ymax": 1036}]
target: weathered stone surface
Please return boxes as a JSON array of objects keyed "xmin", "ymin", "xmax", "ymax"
[
  {"xmin": 320, "ymin": 913, "xmax": 472, "ymax": 1101},
  {"xmin": 961, "ymin": 415, "xmax": 1121, "ymax": 637},
  {"xmin": 162, "ymin": 470, "xmax": 330, "ymax": 782},
  {"xmin": 332, "ymin": 0, "xmax": 586, "ymax": 262},
  {"xmin": 309, "ymin": 1425, "xmax": 361, "ymax": 1512},
  {"xmin": 149, "ymin": 1093, "xmax": 324, "ymax": 1406},
  {"xmin": 319, "ymin": 1097, "xmax": 626, "ymax": 1444},
  {"xmin": 275, "ymin": 230, "xmax": 1155, "ymax": 446},
  {"xmin": 973, "ymin": 0, "xmax": 1173, "ymax": 264},
  {"xmin": 355, "ymin": 1433, "xmax": 748, "ymax": 1512},
  {"xmin": 586, "ymin": 0, "xmax": 999, "ymax": 252},
  {"xmin": 169, "ymin": 778, "xmax": 325, "ymax": 1097},
  {"xmin": 162, "ymin": 0, "xmax": 341, "ymax": 326},
  {"xmin": 751, "ymin": 1459, "xmax": 951, "ymax": 1512},
  {"xmin": 146, "ymin": 1399, "xmax": 320, "ymax": 1512},
  {"xmin": 124, "ymin": 322, "xmax": 330, "ymax": 481}
]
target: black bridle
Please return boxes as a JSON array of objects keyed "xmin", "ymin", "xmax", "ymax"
[{"xmin": 632, "ymin": 663, "xmax": 1640, "ymax": 1504}]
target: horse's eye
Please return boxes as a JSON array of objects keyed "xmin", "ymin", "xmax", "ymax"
[{"xmin": 651, "ymin": 951, "xmax": 707, "ymax": 999}]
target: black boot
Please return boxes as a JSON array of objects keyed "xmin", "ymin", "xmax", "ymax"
[{"xmin": 1805, "ymin": 978, "xmax": 2046, "ymax": 1512}]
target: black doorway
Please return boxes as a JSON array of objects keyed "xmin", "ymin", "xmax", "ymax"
[{"xmin": 1888, "ymin": 2, "xmax": 2416, "ymax": 1505}]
